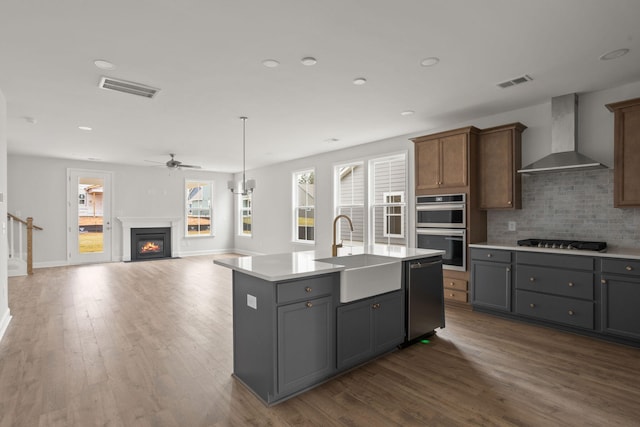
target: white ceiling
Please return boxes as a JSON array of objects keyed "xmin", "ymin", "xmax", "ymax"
[{"xmin": 1, "ymin": 0, "xmax": 639, "ymax": 173}]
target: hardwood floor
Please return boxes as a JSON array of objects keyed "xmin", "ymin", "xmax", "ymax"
[{"xmin": 2, "ymin": 256, "xmax": 639, "ymax": 426}]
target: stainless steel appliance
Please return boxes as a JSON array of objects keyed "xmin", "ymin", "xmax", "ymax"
[
  {"xmin": 416, "ymin": 193, "xmax": 467, "ymax": 271},
  {"xmin": 416, "ymin": 193, "xmax": 466, "ymax": 228},
  {"xmin": 416, "ymin": 228, "xmax": 466, "ymax": 271},
  {"xmin": 517, "ymin": 239, "xmax": 607, "ymax": 252},
  {"xmin": 405, "ymin": 257, "xmax": 445, "ymax": 343}
]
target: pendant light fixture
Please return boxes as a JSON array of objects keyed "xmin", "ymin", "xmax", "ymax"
[{"xmin": 227, "ymin": 116, "xmax": 256, "ymax": 195}]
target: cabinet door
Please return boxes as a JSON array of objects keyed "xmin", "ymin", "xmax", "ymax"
[
  {"xmin": 337, "ymin": 298, "xmax": 374, "ymax": 370},
  {"xmin": 415, "ymin": 138, "xmax": 441, "ymax": 190},
  {"xmin": 471, "ymin": 262, "xmax": 511, "ymax": 311},
  {"xmin": 373, "ymin": 291, "xmax": 405, "ymax": 352},
  {"xmin": 608, "ymin": 99, "xmax": 640, "ymax": 207},
  {"xmin": 277, "ymin": 296, "xmax": 334, "ymax": 396},
  {"xmin": 439, "ymin": 133, "xmax": 468, "ymax": 188},
  {"xmin": 601, "ymin": 275, "xmax": 640, "ymax": 340},
  {"xmin": 479, "ymin": 128, "xmax": 515, "ymax": 209}
]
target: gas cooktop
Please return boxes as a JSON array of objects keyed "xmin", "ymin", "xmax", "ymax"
[{"xmin": 517, "ymin": 239, "xmax": 607, "ymax": 252}]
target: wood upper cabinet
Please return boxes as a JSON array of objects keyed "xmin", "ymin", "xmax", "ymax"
[
  {"xmin": 606, "ymin": 97, "xmax": 640, "ymax": 207},
  {"xmin": 478, "ymin": 123, "xmax": 527, "ymax": 210},
  {"xmin": 412, "ymin": 126, "xmax": 479, "ymax": 191}
]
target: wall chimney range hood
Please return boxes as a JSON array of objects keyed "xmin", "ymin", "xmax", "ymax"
[{"xmin": 517, "ymin": 93, "xmax": 607, "ymax": 174}]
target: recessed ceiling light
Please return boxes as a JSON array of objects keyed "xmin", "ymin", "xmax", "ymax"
[
  {"xmin": 401, "ymin": 110, "xmax": 415, "ymax": 116},
  {"xmin": 599, "ymin": 48, "xmax": 630, "ymax": 61},
  {"xmin": 420, "ymin": 57, "xmax": 440, "ymax": 67},
  {"xmin": 78, "ymin": 126, "xmax": 92, "ymax": 131},
  {"xmin": 353, "ymin": 77, "xmax": 367, "ymax": 85},
  {"xmin": 262, "ymin": 59, "xmax": 280, "ymax": 68},
  {"xmin": 94, "ymin": 59, "xmax": 116, "ymax": 70},
  {"xmin": 324, "ymin": 138, "xmax": 340, "ymax": 143},
  {"xmin": 24, "ymin": 116, "xmax": 37, "ymax": 124},
  {"xmin": 87, "ymin": 157, "xmax": 101, "ymax": 161},
  {"xmin": 301, "ymin": 57, "xmax": 317, "ymax": 66}
]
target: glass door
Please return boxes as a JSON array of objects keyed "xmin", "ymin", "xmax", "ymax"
[{"xmin": 67, "ymin": 169, "xmax": 113, "ymax": 264}]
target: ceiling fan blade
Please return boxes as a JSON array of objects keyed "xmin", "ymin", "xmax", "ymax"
[{"xmin": 178, "ymin": 164, "xmax": 202, "ymax": 169}]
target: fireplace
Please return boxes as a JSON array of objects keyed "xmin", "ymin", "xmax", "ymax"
[{"xmin": 130, "ymin": 227, "xmax": 172, "ymax": 261}]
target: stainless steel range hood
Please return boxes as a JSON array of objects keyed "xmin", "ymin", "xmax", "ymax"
[{"xmin": 517, "ymin": 93, "xmax": 607, "ymax": 174}]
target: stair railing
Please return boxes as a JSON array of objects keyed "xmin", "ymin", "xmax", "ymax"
[{"xmin": 7, "ymin": 213, "xmax": 43, "ymax": 275}]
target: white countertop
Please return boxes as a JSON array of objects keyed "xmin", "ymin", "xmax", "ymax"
[
  {"xmin": 469, "ymin": 243, "xmax": 640, "ymax": 260},
  {"xmin": 214, "ymin": 246, "xmax": 445, "ymax": 281}
]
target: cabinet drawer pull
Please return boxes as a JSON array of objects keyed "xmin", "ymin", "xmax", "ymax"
[
  {"xmin": 306, "ymin": 302, "xmax": 313, "ymax": 308},
  {"xmin": 507, "ymin": 201, "xmax": 512, "ymax": 205},
  {"xmin": 305, "ymin": 286, "xmax": 312, "ymax": 293},
  {"xmin": 371, "ymin": 303, "xmax": 381, "ymax": 309},
  {"xmin": 568, "ymin": 310, "xmax": 575, "ymax": 316},
  {"xmin": 449, "ymin": 293, "xmax": 455, "ymax": 297},
  {"xmin": 449, "ymin": 282, "xmax": 455, "ymax": 286},
  {"xmin": 626, "ymin": 265, "xmax": 633, "ymax": 271},
  {"xmin": 529, "ymin": 303, "xmax": 536, "ymax": 308},
  {"xmin": 529, "ymin": 277, "xmax": 535, "ymax": 282},
  {"xmin": 568, "ymin": 282, "xmax": 574, "ymax": 287},
  {"xmin": 487, "ymin": 253, "xmax": 492, "ymax": 258},
  {"xmin": 601, "ymin": 279, "xmax": 607, "ymax": 285}
]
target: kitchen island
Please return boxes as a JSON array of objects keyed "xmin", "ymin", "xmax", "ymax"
[{"xmin": 214, "ymin": 247, "xmax": 444, "ymax": 405}]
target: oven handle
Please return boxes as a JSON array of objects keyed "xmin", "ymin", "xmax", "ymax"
[
  {"xmin": 416, "ymin": 228, "xmax": 466, "ymax": 236},
  {"xmin": 416, "ymin": 203, "xmax": 466, "ymax": 211}
]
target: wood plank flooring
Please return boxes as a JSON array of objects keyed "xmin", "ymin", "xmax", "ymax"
[{"xmin": 1, "ymin": 255, "xmax": 639, "ymax": 426}]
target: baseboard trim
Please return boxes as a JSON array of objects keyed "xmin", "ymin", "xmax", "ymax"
[{"xmin": 0, "ymin": 308, "xmax": 12, "ymax": 343}]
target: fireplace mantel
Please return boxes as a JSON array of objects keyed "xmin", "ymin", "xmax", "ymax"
[{"xmin": 118, "ymin": 217, "xmax": 181, "ymax": 261}]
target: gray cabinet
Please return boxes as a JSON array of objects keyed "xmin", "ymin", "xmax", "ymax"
[
  {"xmin": 232, "ymin": 271, "xmax": 339, "ymax": 405},
  {"xmin": 277, "ymin": 295, "xmax": 334, "ymax": 396},
  {"xmin": 337, "ymin": 290, "xmax": 404, "ymax": 371},
  {"xmin": 601, "ymin": 259, "xmax": 640, "ymax": 340},
  {"xmin": 470, "ymin": 248, "xmax": 513, "ymax": 312},
  {"xmin": 515, "ymin": 252, "xmax": 595, "ymax": 330}
]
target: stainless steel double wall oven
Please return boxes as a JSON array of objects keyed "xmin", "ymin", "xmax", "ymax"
[{"xmin": 415, "ymin": 193, "xmax": 466, "ymax": 271}]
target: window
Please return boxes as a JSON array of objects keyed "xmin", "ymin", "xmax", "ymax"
[
  {"xmin": 185, "ymin": 180, "xmax": 213, "ymax": 237},
  {"xmin": 293, "ymin": 169, "xmax": 315, "ymax": 242},
  {"xmin": 370, "ymin": 154, "xmax": 407, "ymax": 246},
  {"xmin": 239, "ymin": 192, "xmax": 252, "ymax": 236},
  {"xmin": 334, "ymin": 162, "xmax": 365, "ymax": 249},
  {"xmin": 382, "ymin": 192, "xmax": 404, "ymax": 237}
]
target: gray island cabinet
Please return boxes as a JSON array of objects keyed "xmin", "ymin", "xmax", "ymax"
[
  {"xmin": 232, "ymin": 271, "xmax": 339, "ymax": 404},
  {"xmin": 215, "ymin": 248, "xmax": 445, "ymax": 405}
]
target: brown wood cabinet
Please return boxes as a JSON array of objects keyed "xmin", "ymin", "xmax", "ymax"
[
  {"xmin": 478, "ymin": 123, "xmax": 527, "ymax": 210},
  {"xmin": 412, "ymin": 127, "xmax": 479, "ymax": 192},
  {"xmin": 606, "ymin": 97, "xmax": 640, "ymax": 207}
]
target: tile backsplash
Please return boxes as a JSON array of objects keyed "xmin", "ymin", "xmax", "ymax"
[{"xmin": 487, "ymin": 169, "xmax": 640, "ymax": 249}]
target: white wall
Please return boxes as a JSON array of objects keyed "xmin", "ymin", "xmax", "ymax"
[
  {"xmin": 233, "ymin": 79, "xmax": 640, "ymax": 255},
  {"xmin": 0, "ymin": 89, "xmax": 10, "ymax": 341},
  {"xmin": 7, "ymin": 155, "xmax": 235, "ymax": 266}
]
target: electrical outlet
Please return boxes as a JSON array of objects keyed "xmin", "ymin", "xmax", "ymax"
[{"xmin": 508, "ymin": 221, "xmax": 516, "ymax": 232}]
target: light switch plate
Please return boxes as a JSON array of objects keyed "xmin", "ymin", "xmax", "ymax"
[{"xmin": 508, "ymin": 221, "xmax": 516, "ymax": 231}]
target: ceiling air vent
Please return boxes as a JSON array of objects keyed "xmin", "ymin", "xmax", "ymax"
[
  {"xmin": 497, "ymin": 74, "xmax": 533, "ymax": 89},
  {"xmin": 98, "ymin": 76, "xmax": 160, "ymax": 98}
]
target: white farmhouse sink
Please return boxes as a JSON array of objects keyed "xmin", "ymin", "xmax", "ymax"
[{"xmin": 315, "ymin": 254, "xmax": 402, "ymax": 303}]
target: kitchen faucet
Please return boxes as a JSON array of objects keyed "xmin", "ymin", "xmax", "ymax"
[{"xmin": 332, "ymin": 214, "xmax": 354, "ymax": 257}]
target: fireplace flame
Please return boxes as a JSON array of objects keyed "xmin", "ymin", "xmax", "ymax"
[{"xmin": 140, "ymin": 241, "xmax": 161, "ymax": 253}]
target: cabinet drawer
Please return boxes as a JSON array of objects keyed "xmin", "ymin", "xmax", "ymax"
[
  {"xmin": 601, "ymin": 258, "xmax": 640, "ymax": 277},
  {"xmin": 517, "ymin": 252, "xmax": 594, "ymax": 270},
  {"xmin": 515, "ymin": 290, "xmax": 594, "ymax": 330},
  {"xmin": 444, "ymin": 290, "xmax": 468, "ymax": 303},
  {"xmin": 471, "ymin": 248, "xmax": 512, "ymax": 263},
  {"xmin": 443, "ymin": 277, "xmax": 468, "ymax": 291},
  {"xmin": 516, "ymin": 265, "xmax": 593, "ymax": 300},
  {"xmin": 277, "ymin": 276, "xmax": 335, "ymax": 304}
]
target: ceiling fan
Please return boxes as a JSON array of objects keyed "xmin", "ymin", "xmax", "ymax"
[{"xmin": 163, "ymin": 153, "xmax": 201, "ymax": 169}]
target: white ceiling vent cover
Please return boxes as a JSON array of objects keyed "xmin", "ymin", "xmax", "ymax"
[
  {"xmin": 98, "ymin": 76, "xmax": 160, "ymax": 98},
  {"xmin": 497, "ymin": 74, "xmax": 533, "ymax": 89}
]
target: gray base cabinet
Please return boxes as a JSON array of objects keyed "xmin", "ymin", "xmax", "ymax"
[
  {"xmin": 470, "ymin": 248, "xmax": 512, "ymax": 312},
  {"xmin": 232, "ymin": 271, "xmax": 339, "ymax": 405},
  {"xmin": 337, "ymin": 290, "xmax": 404, "ymax": 371},
  {"xmin": 471, "ymin": 247, "xmax": 640, "ymax": 347},
  {"xmin": 601, "ymin": 259, "xmax": 640, "ymax": 341}
]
